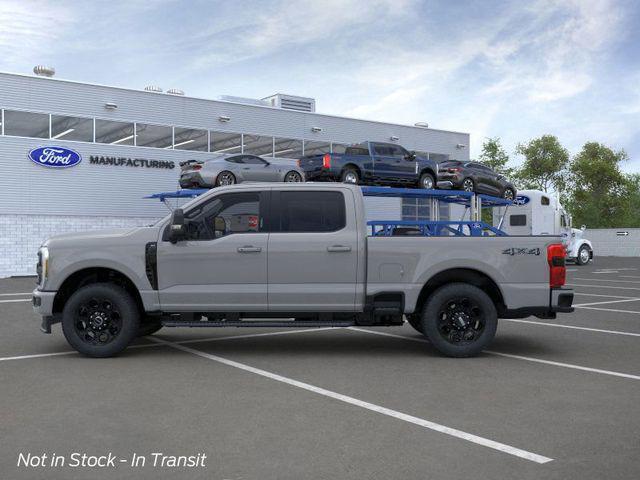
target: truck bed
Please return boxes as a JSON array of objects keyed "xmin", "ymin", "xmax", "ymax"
[{"xmin": 366, "ymin": 235, "xmax": 558, "ymax": 313}]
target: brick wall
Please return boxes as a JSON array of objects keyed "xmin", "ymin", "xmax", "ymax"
[{"xmin": 0, "ymin": 214, "xmax": 160, "ymax": 278}]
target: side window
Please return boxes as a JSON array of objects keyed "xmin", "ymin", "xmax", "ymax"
[
  {"xmin": 243, "ymin": 155, "xmax": 267, "ymax": 165},
  {"xmin": 388, "ymin": 145, "xmax": 406, "ymax": 158},
  {"xmin": 373, "ymin": 144, "xmax": 391, "ymax": 156},
  {"xmin": 510, "ymin": 215, "xmax": 527, "ymax": 226},
  {"xmin": 541, "ymin": 196, "xmax": 550, "ymax": 206},
  {"xmin": 184, "ymin": 192, "xmax": 261, "ymax": 240},
  {"xmin": 279, "ymin": 191, "xmax": 346, "ymax": 233},
  {"xmin": 226, "ymin": 156, "xmax": 243, "ymax": 164}
]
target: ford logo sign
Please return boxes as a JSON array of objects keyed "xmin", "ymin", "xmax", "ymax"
[
  {"xmin": 514, "ymin": 195, "xmax": 530, "ymax": 206},
  {"xmin": 28, "ymin": 146, "xmax": 82, "ymax": 168}
]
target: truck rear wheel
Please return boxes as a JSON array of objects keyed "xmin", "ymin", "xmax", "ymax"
[
  {"xmin": 341, "ymin": 167, "xmax": 360, "ymax": 184},
  {"xmin": 421, "ymin": 283, "xmax": 497, "ymax": 357},
  {"xmin": 61, "ymin": 283, "xmax": 140, "ymax": 358}
]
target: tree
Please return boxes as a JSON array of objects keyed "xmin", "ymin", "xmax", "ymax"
[
  {"xmin": 514, "ymin": 135, "xmax": 569, "ymax": 192},
  {"xmin": 478, "ymin": 137, "xmax": 514, "ymax": 177},
  {"xmin": 566, "ymin": 142, "xmax": 635, "ymax": 228}
]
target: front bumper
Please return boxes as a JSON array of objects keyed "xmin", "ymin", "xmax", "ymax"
[
  {"xmin": 500, "ymin": 287, "xmax": 574, "ymax": 319},
  {"xmin": 179, "ymin": 172, "xmax": 209, "ymax": 188},
  {"xmin": 32, "ymin": 288, "xmax": 59, "ymax": 333}
]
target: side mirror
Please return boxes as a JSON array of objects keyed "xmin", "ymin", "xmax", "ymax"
[
  {"xmin": 169, "ymin": 208, "xmax": 186, "ymax": 244},
  {"xmin": 405, "ymin": 151, "xmax": 416, "ymax": 161}
]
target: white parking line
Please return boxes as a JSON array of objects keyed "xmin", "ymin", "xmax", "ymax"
[
  {"xmin": 573, "ymin": 278, "xmax": 640, "ymax": 285},
  {"xmin": 347, "ymin": 328, "xmax": 640, "ymax": 381},
  {"xmin": 0, "ymin": 327, "xmax": 339, "ymax": 362},
  {"xmin": 574, "ymin": 292, "xmax": 639, "ymax": 299},
  {"xmin": 149, "ymin": 336, "xmax": 553, "ymax": 464},
  {"xmin": 575, "ymin": 306, "xmax": 640, "ymax": 315},
  {"xmin": 567, "ymin": 283, "xmax": 640, "ymax": 291},
  {"xmin": 573, "ymin": 298, "xmax": 640, "ymax": 307},
  {"xmin": 501, "ymin": 319, "xmax": 640, "ymax": 337},
  {"xmin": 0, "ymin": 299, "xmax": 31, "ymax": 304},
  {"xmin": 0, "ymin": 292, "xmax": 33, "ymax": 296}
]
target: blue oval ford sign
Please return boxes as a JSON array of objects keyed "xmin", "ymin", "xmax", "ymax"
[
  {"xmin": 28, "ymin": 146, "xmax": 82, "ymax": 168},
  {"xmin": 514, "ymin": 195, "xmax": 530, "ymax": 206}
]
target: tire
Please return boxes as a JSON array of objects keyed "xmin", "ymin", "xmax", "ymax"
[
  {"xmin": 406, "ymin": 314, "xmax": 423, "ymax": 333},
  {"xmin": 576, "ymin": 245, "xmax": 591, "ymax": 265},
  {"xmin": 137, "ymin": 319, "xmax": 163, "ymax": 337},
  {"xmin": 502, "ymin": 187, "xmax": 515, "ymax": 201},
  {"xmin": 461, "ymin": 178, "xmax": 475, "ymax": 192},
  {"xmin": 419, "ymin": 172, "xmax": 435, "ymax": 189},
  {"xmin": 341, "ymin": 167, "xmax": 359, "ymax": 184},
  {"xmin": 215, "ymin": 171, "xmax": 236, "ymax": 186},
  {"xmin": 61, "ymin": 283, "xmax": 140, "ymax": 358},
  {"xmin": 421, "ymin": 283, "xmax": 497, "ymax": 358},
  {"xmin": 284, "ymin": 171, "xmax": 303, "ymax": 182}
]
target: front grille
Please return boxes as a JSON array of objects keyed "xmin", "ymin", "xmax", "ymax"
[{"xmin": 36, "ymin": 251, "xmax": 42, "ymax": 285}]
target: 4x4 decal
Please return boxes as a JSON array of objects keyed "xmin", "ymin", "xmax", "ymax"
[{"xmin": 502, "ymin": 247, "xmax": 541, "ymax": 256}]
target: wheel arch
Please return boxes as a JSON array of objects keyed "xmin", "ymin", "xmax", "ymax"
[
  {"xmin": 53, "ymin": 267, "xmax": 144, "ymax": 316},
  {"xmin": 419, "ymin": 167, "xmax": 436, "ymax": 178},
  {"xmin": 414, "ymin": 268, "xmax": 505, "ymax": 315},
  {"xmin": 341, "ymin": 163, "xmax": 362, "ymax": 178}
]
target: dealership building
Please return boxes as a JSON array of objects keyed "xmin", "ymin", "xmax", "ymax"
[{"xmin": 0, "ymin": 69, "xmax": 470, "ymax": 278}]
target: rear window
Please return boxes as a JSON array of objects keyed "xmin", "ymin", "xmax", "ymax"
[
  {"xmin": 345, "ymin": 146, "xmax": 369, "ymax": 156},
  {"xmin": 510, "ymin": 215, "xmax": 527, "ymax": 226},
  {"xmin": 279, "ymin": 191, "xmax": 345, "ymax": 232},
  {"xmin": 541, "ymin": 196, "xmax": 550, "ymax": 205}
]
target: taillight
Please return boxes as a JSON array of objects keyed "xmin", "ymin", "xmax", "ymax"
[
  {"xmin": 296, "ymin": 159, "xmax": 301, "ymax": 167},
  {"xmin": 322, "ymin": 153, "xmax": 331, "ymax": 169},
  {"xmin": 547, "ymin": 243, "xmax": 566, "ymax": 288},
  {"xmin": 192, "ymin": 165, "xmax": 202, "ymax": 170}
]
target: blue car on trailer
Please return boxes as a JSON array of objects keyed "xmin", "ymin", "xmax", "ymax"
[{"xmin": 298, "ymin": 141, "xmax": 441, "ymax": 190}]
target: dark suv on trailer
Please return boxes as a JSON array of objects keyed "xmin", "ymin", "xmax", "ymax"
[{"xmin": 438, "ymin": 160, "xmax": 516, "ymax": 199}]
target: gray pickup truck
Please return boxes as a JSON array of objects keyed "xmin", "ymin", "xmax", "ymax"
[{"xmin": 33, "ymin": 183, "xmax": 574, "ymax": 358}]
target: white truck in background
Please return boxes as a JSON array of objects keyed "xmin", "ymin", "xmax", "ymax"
[{"xmin": 494, "ymin": 189, "xmax": 594, "ymax": 265}]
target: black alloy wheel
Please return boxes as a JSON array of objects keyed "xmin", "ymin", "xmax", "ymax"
[
  {"xmin": 284, "ymin": 171, "xmax": 303, "ymax": 182},
  {"xmin": 462, "ymin": 178, "xmax": 475, "ymax": 192}
]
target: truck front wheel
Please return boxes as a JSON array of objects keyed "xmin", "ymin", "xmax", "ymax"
[
  {"xmin": 576, "ymin": 245, "xmax": 591, "ymax": 265},
  {"xmin": 61, "ymin": 283, "xmax": 140, "ymax": 358},
  {"xmin": 421, "ymin": 283, "xmax": 497, "ymax": 357}
]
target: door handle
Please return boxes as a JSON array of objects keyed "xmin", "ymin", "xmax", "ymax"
[
  {"xmin": 327, "ymin": 245, "xmax": 352, "ymax": 253},
  {"xmin": 237, "ymin": 246, "xmax": 262, "ymax": 253}
]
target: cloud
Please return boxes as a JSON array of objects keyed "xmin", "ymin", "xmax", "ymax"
[{"xmin": 0, "ymin": 0, "xmax": 74, "ymax": 68}]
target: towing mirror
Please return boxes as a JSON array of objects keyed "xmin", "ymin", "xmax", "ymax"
[
  {"xmin": 169, "ymin": 208, "xmax": 186, "ymax": 243},
  {"xmin": 405, "ymin": 151, "xmax": 416, "ymax": 161}
]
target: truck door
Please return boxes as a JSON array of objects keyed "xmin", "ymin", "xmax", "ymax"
[
  {"xmin": 156, "ymin": 191, "xmax": 269, "ymax": 311},
  {"xmin": 372, "ymin": 143, "xmax": 414, "ymax": 182},
  {"xmin": 267, "ymin": 189, "xmax": 358, "ymax": 311}
]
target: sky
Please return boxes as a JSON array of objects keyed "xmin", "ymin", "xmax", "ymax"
[{"xmin": 1, "ymin": 0, "xmax": 639, "ymax": 172}]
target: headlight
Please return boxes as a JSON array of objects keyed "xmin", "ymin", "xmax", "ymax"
[{"xmin": 37, "ymin": 247, "xmax": 49, "ymax": 287}]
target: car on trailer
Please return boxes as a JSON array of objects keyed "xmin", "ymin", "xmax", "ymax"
[
  {"xmin": 179, "ymin": 154, "xmax": 304, "ymax": 188},
  {"xmin": 298, "ymin": 141, "xmax": 439, "ymax": 189},
  {"xmin": 33, "ymin": 184, "xmax": 574, "ymax": 359},
  {"xmin": 437, "ymin": 160, "xmax": 517, "ymax": 200}
]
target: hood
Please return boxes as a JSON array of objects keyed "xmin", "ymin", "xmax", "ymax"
[{"xmin": 43, "ymin": 226, "xmax": 160, "ymax": 249}]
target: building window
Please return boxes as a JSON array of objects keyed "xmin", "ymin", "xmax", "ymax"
[
  {"xmin": 243, "ymin": 135, "xmax": 274, "ymax": 156},
  {"xmin": 135, "ymin": 123, "xmax": 172, "ymax": 149},
  {"xmin": 210, "ymin": 131, "xmax": 242, "ymax": 154},
  {"xmin": 95, "ymin": 119, "xmax": 135, "ymax": 145},
  {"xmin": 303, "ymin": 140, "xmax": 331, "ymax": 156},
  {"xmin": 173, "ymin": 127, "xmax": 208, "ymax": 151},
  {"xmin": 273, "ymin": 137, "xmax": 303, "ymax": 158},
  {"xmin": 429, "ymin": 153, "xmax": 450, "ymax": 163},
  {"xmin": 3, "ymin": 110, "xmax": 49, "ymax": 138},
  {"xmin": 51, "ymin": 115, "xmax": 93, "ymax": 142}
]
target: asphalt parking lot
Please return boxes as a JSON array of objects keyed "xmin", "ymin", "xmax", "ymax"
[{"xmin": 1, "ymin": 257, "xmax": 639, "ymax": 480}]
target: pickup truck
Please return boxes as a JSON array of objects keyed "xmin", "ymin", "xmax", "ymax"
[
  {"xmin": 299, "ymin": 141, "xmax": 440, "ymax": 189},
  {"xmin": 33, "ymin": 183, "xmax": 574, "ymax": 358}
]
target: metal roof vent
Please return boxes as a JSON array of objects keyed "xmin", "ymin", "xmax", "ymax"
[
  {"xmin": 414, "ymin": 122, "xmax": 429, "ymax": 128},
  {"xmin": 33, "ymin": 65, "xmax": 55, "ymax": 77},
  {"xmin": 144, "ymin": 85, "xmax": 163, "ymax": 93},
  {"xmin": 167, "ymin": 88, "xmax": 185, "ymax": 96},
  {"xmin": 262, "ymin": 94, "xmax": 316, "ymax": 112}
]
